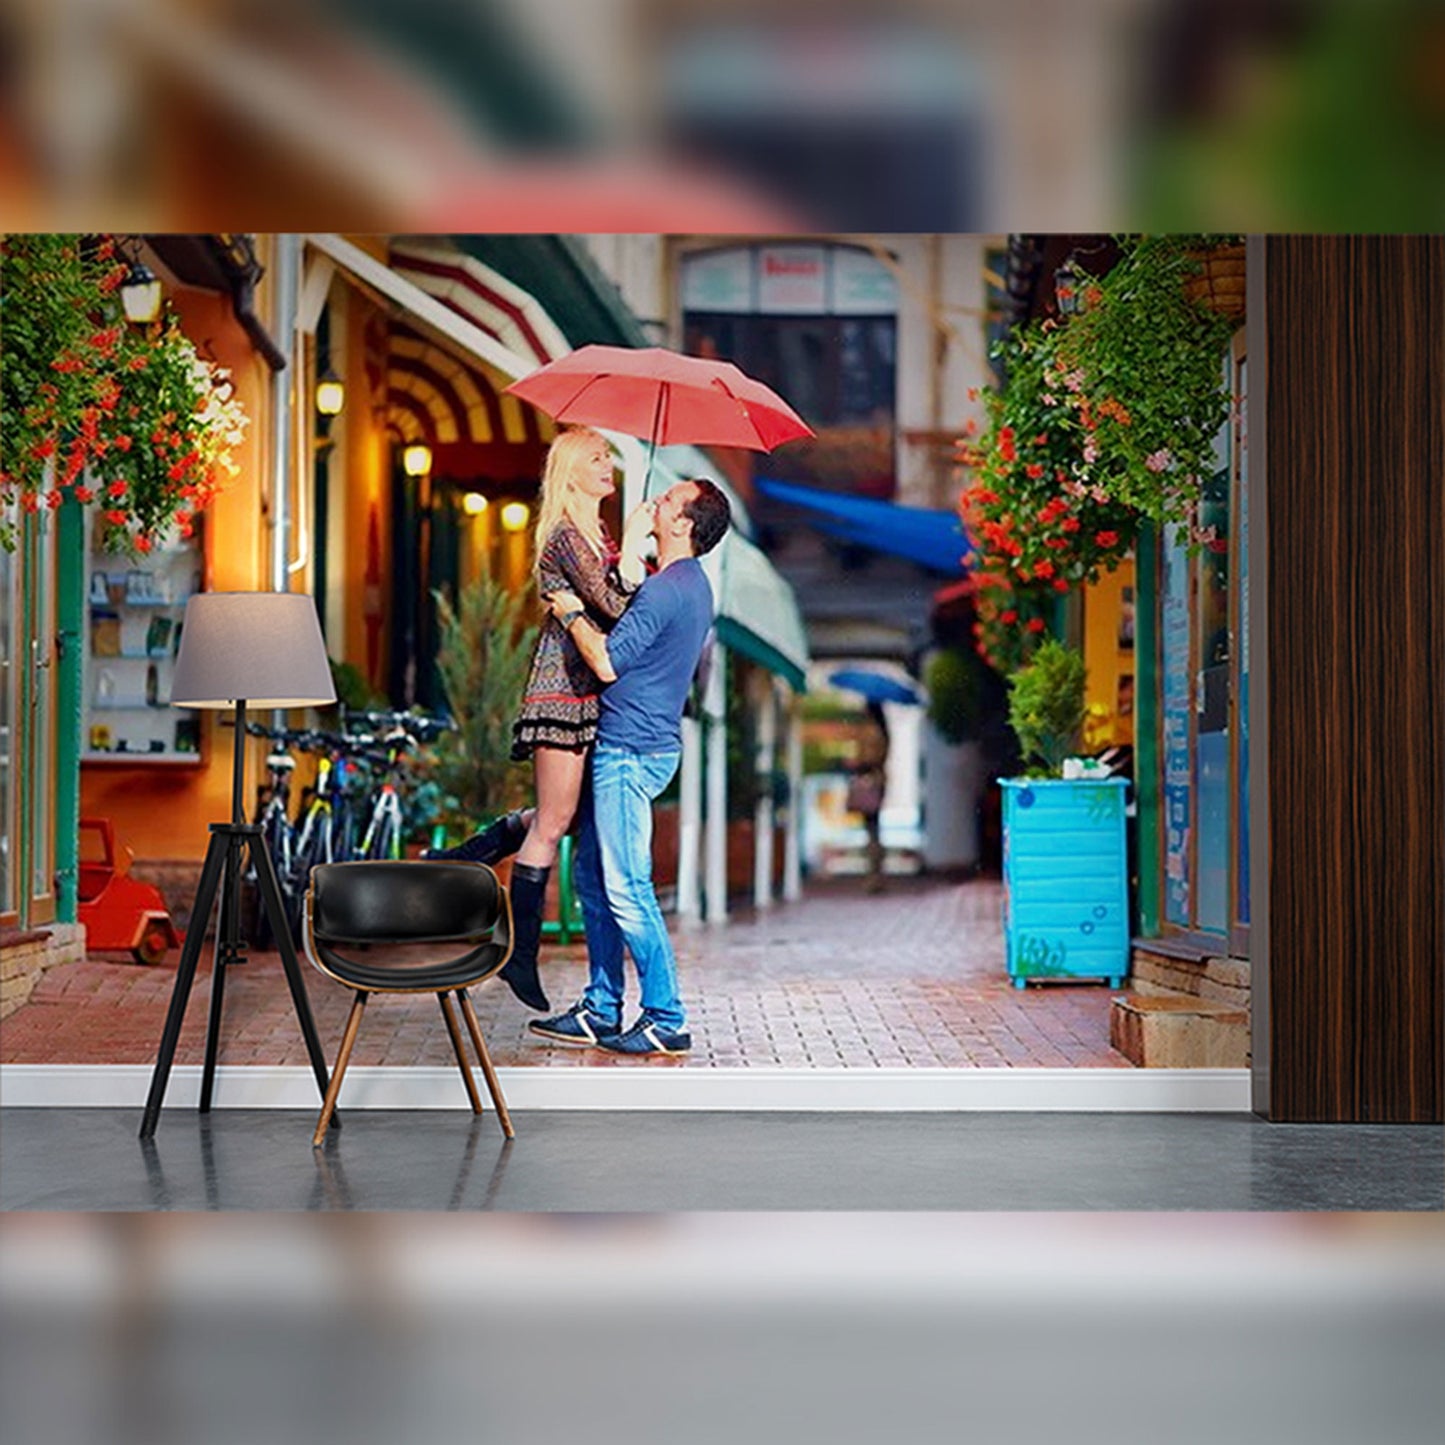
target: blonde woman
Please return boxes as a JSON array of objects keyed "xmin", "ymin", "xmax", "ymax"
[{"xmin": 431, "ymin": 427, "xmax": 649, "ymax": 1012}]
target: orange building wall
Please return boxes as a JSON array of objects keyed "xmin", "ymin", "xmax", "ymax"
[
  {"xmin": 79, "ymin": 284, "xmax": 275, "ymax": 861},
  {"xmin": 1081, "ymin": 558, "xmax": 1137, "ymax": 751}
]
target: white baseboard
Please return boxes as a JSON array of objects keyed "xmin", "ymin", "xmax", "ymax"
[{"xmin": 0, "ymin": 1064, "xmax": 1252, "ymax": 1112}]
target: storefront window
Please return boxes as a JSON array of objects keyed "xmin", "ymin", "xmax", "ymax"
[{"xmin": 681, "ymin": 243, "xmax": 899, "ymax": 498}]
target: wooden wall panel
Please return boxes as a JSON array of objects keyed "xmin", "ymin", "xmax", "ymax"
[{"xmin": 1263, "ymin": 234, "xmax": 1444, "ymax": 1122}]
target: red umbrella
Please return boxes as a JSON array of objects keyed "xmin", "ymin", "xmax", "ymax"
[{"xmin": 504, "ymin": 345, "xmax": 814, "ymax": 483}]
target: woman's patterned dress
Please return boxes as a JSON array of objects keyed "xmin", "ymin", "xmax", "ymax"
[{"xmin": 510, "ymin": 518, "xmax": 637, "ymax": 760}]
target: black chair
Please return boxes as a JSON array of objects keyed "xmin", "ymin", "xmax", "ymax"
[{"xmin": 302, "ymin": 860, "xmax": 515, "ymax": 1146}]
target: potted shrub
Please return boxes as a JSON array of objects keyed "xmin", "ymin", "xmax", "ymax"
[
  {"xmin": 426, "ymin": 575, "xmax": 538, "ymax": 855},
  {"xmin": 1000, "ymin": 640, "xmax": 1129, "ymax": 989}
]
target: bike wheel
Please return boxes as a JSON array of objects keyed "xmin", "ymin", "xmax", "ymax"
[{"xmin": 248, "ymin": 804, "xmax": 294, "ymax": 949}]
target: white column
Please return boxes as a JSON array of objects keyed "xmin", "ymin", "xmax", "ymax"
[
  {"xmin": 753, "ymin": 676, "xmax": 778, "ymax": 910},
  {"xmin": 677, "ymin": 713, "xmax": 703, "ymax": 924},
  {"xmin": 704, "ymin": 643, "xmax": 728, "ymax": 925},
  {"xmin": 783, "ymin": 687, "xmax": 803, "ymax": 903}
]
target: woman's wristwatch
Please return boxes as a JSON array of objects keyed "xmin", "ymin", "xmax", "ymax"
[{"xmin": 558, "ymin": 608, "xmax": 585, "ymax": 631}]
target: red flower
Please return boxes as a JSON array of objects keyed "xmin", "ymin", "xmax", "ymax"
[
  {"xmin": 107, "ymin": 480, "xmax": 127, "ymax": 498},
  {"xmin": 1061, "ymin": 517, "xmax": 1080, "ymax": 533},
  {"xmin": 1026, "ymin": 618, "xmax": 1046, "ymax": 634},
  {"xmin": 44, "ymin": 490, "xmax": 63, "ymax": 510},
  {"xmin": 103, "ymin": 509, "xmax": 128, "ymax": 525},
  {"xmin": 135, "ymin": 535, "xmax": 153, "ymax": 554},
  {"xmin": 1095, "ymin": 531, "xmax": 1119, "ymax": 548},
  {"xmin": 1053, "ymin": 577, "xmax": 1069, "ymax": 593},
  {"xmin": 1001, "ymin": 610, "xmax": 1018, "ymax": 625},
  {"xmin": 1025, "ymin": 463, "xmax": 1044, "ymax": 480},
  {"xmin": 113, "ymin": 434, "xmax": 132, "ymax": 452},
  {"xmin": 73, "ymin": 485, "xmax": 95, "ymax": 503},
  {"xmin": 1032, "ymin": 560, "xmax": 1055, "ymax": 579}
]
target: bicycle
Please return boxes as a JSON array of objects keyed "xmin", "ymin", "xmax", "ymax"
[
  {"xmin": 281, "ymin": 730, "xmax": 361, "ymax": 937},
  {"xmin": 244, "ymin": 727, "xmax": 299, "ymax": 949}
]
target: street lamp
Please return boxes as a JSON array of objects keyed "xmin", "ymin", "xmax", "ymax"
[
  {"xmin": 500, "ymin": 500, "xmax": 530, "ymax": 533},
  {"xmin": 120, "ymin": 259, "xmax": 163, "ymax": 325},
  {"xmin": 1054, "ymin": 258, "xmax": 1083, "ymax": 317},
  {"xmin": 402, "ymin": 443, "xmax": 432, "ymax": 478},
  {"xmin": 315, "ymin": 368, "xmax": 345, "ymax": 417},
  {"xmin": 462, "ymin": 492, "xmax": 489, "ymax": 516}
]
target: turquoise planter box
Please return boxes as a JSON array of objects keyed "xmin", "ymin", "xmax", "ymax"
[{"xmin": 1001, "ymin": 778, "xmax": 1129, "ymax": 989}]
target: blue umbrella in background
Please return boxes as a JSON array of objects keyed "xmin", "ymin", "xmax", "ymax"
[{"xmin": 828, "ymin": 668, "xmax": 922, "ymax": 706}]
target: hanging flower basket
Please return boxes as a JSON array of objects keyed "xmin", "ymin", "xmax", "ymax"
[
  {"xmin": 1183, "ymin": 240, "xmax": 1247, "ymax": 322},
  {"xmin": 0, "ymin": 235, "xmax": 248, "ymax": 553}
]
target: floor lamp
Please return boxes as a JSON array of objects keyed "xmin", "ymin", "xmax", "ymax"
[{"xmin": 139, "ymin": 591, "xmax": 339, "ymax": 1139}]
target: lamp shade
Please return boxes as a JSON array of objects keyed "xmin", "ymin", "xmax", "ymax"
[{"xmin": 170, "ymin": 592, "xmax": 336, "ymax": 709}]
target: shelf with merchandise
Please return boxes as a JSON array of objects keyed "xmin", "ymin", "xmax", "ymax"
[{"xmin": 83, "ymin": 512, "xmax": 205, "ymax": 765}]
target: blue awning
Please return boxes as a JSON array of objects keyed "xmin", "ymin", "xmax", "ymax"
[{"xmin": 754, "ymin": 478, "xmax": 971, "ymax": 575}]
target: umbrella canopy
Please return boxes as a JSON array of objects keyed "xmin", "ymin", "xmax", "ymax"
[
  {"xmin": 505, "ymin": 345, "xmax": 815, "ymax": 453},
  {"xmin": 828, "ymin": 668, "xmax": 922, "ymax": 706}
]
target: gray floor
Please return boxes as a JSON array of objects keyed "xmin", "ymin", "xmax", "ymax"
[{"xmin": 2, "ymin": 1108, "xmax": 1440, "ymax": 1210}]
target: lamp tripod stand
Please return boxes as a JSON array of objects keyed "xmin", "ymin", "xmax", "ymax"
[{"xmin": 136, "ymin": 591, "xmax": 340, "ymax": 1141}]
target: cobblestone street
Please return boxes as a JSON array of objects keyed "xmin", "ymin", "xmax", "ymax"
[{"xmin": 3, "ymin": 876, "xmax": 1132, "ymax": 1069}]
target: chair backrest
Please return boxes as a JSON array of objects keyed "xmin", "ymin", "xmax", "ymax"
[{"xmin": 309, "ymin": 861, "xmax": 504, "ymax": 944}]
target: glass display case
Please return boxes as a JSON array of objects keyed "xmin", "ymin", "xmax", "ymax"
[{"xmin": 83, "ymin": 520, "xmax": 205, "ymax": 763}]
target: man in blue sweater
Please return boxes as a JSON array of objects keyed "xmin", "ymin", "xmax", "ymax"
[{"xmin": 530, "ymin": 478, "xmax": 731, "ymax": 1056}]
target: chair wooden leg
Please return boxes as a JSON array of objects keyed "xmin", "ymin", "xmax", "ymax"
[
  {"xmin": 438, "ymin": 992, "xmax": 483, "ymax": 1114},
  {"xmin": 312, "ymin": 992, "xmax": 368, "ymax": 1147},
  {"xmin": 457, "ymin": 988, "xmax": 514, "ymax": 1139}
]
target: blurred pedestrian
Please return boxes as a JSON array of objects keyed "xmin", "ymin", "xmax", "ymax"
[{"xmin": 848, "ymin": 701, "xmax": 890, "ymax": 892}]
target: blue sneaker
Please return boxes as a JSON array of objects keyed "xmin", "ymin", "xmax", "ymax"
[
  {"xmin": 597, "ymin": 1017, "xmax": 692, "ymax": 1056},
  {"xmin": 528, "ymin": 1001, "xmax": 621, "ymax": 1046}
]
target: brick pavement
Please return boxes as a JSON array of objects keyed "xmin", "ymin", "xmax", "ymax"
[{"xmin": 0, "ymin": 877, "xmax": 1131, "ymax": 1069}]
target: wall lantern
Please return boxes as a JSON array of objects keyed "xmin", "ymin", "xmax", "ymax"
[
  {"xmin": 120, "ymin": 259, "xmax": 164, "ymax": 325},
  {"xmin": 315, "ymin": 369, "xmax": 345, "ymax": 417},
  {"xmin": 462, "ymin": 492, "xmax": 489, "ymax": 517},
  {"xmin": 1054, "ymin": 258, "xmax": 1083, "ymax": 317},
  {"xmin": 500, "ymin": 501, "xmax": 531, "ymax": 533},
  {"xmin": 402, "ymin": 443, "xmax": 433, "ymax": 478}
]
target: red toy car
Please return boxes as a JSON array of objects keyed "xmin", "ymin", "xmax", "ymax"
[{"xmin": 77, "ymin": 817, "xmax": 183, "ymax": 965}]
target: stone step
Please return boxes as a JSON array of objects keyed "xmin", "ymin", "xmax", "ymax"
[
  {"xmin": 1110, "ymin": 990, "xmax": 1250, "ymax": 1069},
  {"xmin": 1130, "ymin": 946, "xmax": 1250, "ymax": 1009}
]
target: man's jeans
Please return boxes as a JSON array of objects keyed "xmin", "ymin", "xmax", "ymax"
[{"xmin": 574, "ymin": 744, "xmax": 684, "ymax": 1032}]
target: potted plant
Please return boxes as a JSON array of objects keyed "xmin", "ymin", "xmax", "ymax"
[
  {"xmin": 426, "ymin": 575, "xmax": 538, "ymax": 856},
  {"xmin": 999, "ymin": 640, "xmax": 1129, "ymax": 989},
  {"xmin": 956, "ymin": 311, "xmax": 1141, "ymax": 675},
  {"xmin": 1, "ymin": 235, "xmax": 246, "ymax": 553},
  {"xmin": 1051, "ymin": 234, "xmax": 1238, "ymax": 549}
]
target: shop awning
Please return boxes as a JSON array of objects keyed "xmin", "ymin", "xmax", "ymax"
[
  {"xmin": 307, "ymin": 233, "xmax": 534, "ymax": 383},
  {"xmin": 755, "ymin": 477, "xmax": 971, "ymax": 575}
]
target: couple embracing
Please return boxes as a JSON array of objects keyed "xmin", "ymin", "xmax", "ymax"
[{"xmin": 432, "ymin": 427, "xmax": 730, "ymax": 1057}]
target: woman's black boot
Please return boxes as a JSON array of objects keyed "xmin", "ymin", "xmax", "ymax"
[
  {"xmin": 425, "ymin": 809, "xmax": 529, "ymax": 864},
  {"xmin": 499, "ymin": 862, "xmax": 550, "ymax": 1011}
]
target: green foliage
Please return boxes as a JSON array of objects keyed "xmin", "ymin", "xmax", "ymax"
[
  {"xmin": 925, "ymin": 646, "xmax": 986, "ymax": 745},
  {"xmin": 1007, "ymin": 639, "xmax": 1086, "ymax": 778},
  {"xmin": 327, "ymin": 657, "xmax": 385, "ymax": 714},
  {"xmin": 427, "ymin": 575, "xmax": 538, "ymax": 840}
]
